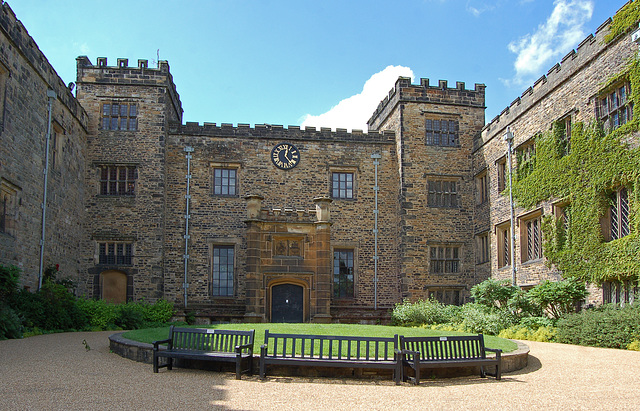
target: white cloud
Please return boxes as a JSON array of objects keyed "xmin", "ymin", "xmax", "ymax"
[
  {"xmin": 300, "ymin": 65, "xmax": 414, "ymax": 132},
  {"xmin": 504, "ymin": 0, "xmax": 593, "ymax": 87},
  {"xmin": 466, "ymin": 1, "xmax": 498, "ymax": 17},
  {"xmin": 74, "ymin": 42, "xmax": 91, "ymax": 54}
]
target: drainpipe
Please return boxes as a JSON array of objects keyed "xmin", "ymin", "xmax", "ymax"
[
  {"xmin": 183, "ymin": 146, "xmax": 194, "ymax": 308},
  {"xmin": 371, "ymin": 153, "xmax": 381, "ymax": 310},
  {"xmin": 504, "ymin": 127, "xmax": 517, "ymax": 286},
  {"xmin": 38, "ymin": 89, "xmax": 56, "ymax": 291}
]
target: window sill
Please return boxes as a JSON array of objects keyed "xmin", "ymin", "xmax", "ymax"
[{"xmin": 521, "ymin": 258, "xmax": 543, "ymax": 266}]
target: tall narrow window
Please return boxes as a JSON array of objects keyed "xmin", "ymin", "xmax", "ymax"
[
  {"xmin": 0, "ymin": 179, "xmax": 20, "ymax": 237},
  {"xmin": 476, "ymin": 171, "xmax": 489, "ymax": 205},
  {"xmin": 100, "ymin": 165, "xmax": 137, "ymax": 195},
  {"xmin": 332, "ymin": 172, "xmax": 354, "ymax": 199},
  {"xmin": 521, "ymin": 214, "xmax": 542, "ymax": 263},
  {"xmin": 213, "ymin": 168, "xmax": 237, "ymax": 196},
  {"xmin": 333, "ymin": 249, "xmax": 354, "ymax": 298},
  {"xmin": 497, "ymin": 157, "xmax": 506, "ymax": 193},
  {"xmin": 427, "ymin": 180, "xmax": 458, "ymax": 208},
  {"xmin": 211, "ymin": 245, "xmax": 234, "ymax": 297},
  {"xmin": 101, "ymin": 103, "xmax": 137, "ymax": 131},
  {"xmin": 610, "ymin": 188, "xmax": 630, "ymax": 241},
  {"xmin": 430, "ymin": 246, "xmax": 460, "ymax": 274},
  {"xmin": 476, "ymin": 233, "xmax": 489, "ymax": 264},
  {"xmin": 497, "ymin": 223, "xmax": 511, "ymax": 269}
]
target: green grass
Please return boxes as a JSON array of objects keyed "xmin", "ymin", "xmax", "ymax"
[{"xmin": 123, "ymin": 323, "xmax": 518, "ymax": 353}]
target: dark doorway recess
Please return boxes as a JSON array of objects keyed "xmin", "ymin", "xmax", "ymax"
[{"xmin": 271, "ymin": 283, "xmax": 304, "ymax": 323}]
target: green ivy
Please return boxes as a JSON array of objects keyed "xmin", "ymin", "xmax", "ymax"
[
  {"xmin": 604, "ymin": 0, "xmax": 640, "ymax": 44},
  {"xmin": 511, "ymin": 59, "xmax": 640, "ymax": 285}
]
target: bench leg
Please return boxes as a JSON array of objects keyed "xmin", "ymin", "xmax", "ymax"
[
  {"xmin": 235, "ymin": 355, "xmax": 242, "ymax": 380},
  {"xmin": 153, "ymin": 353, "xmax": 159, "ymax": 373}
]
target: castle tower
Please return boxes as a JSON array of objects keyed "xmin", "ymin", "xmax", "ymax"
[
  {"xmin": 75, "ymin": 57, "xmax": 183, "ymax": 302},
  {"xmin": 368, "ymin": 78, "xmax": 486, "ymax": 303}
]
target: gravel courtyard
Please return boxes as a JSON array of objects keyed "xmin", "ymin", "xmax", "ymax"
[{"xmin": 1, "ymin": 330, "xmax": 639, "ymax": 410}]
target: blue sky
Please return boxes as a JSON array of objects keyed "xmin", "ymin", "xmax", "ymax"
[{"xmin": 11, "ymin": 0, "xmax": 624, "ymax": 131}]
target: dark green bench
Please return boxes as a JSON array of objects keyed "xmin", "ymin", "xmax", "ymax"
[
  {"xmin": 259, "ymin": 330, "xmax": 401, "ymax": 383},
  {"xmin": 399, "ymin": 334, "xmax": 502, "ymax": 385},
  {"xmin": 152, "ymin": 326, "xmax": 255, "ymax": 380}
]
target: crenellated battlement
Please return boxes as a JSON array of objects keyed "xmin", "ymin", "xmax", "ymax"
[
  {"xmin": 476, "ymin": 9, "xmax": 628, "ymax": 150},
  {"xmin": 0, "ymin": 2, "xmax": 89, "ymax": 130},
  {"xmin": 368, "ymin": 76, "xmax": 486, "ymax": 128},
  {"xmin": 76, "ymin": 56, "xmax": 183, "ymax": 122},
  {"xmin": 169, "ymin": 121, "xmax": 396, "ymax": 143}
]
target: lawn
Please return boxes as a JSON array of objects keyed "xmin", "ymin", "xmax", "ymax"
[{"xmin": 123, "ymin": 323, "xmax": 518, "ymax": 353}]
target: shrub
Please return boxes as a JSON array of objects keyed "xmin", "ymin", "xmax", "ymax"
[
  {"xmin": 0, "ymin": 304, "xmax": 23, "ymax": 340},
  {"xmin": 0, "ymin": 265, "xmax": 20, "ymax": 299},
  {"xmin": 498, "ymin": 325, "xmax": 556, "ymax": 342},
  {"xmin": 459, "ymin": 303, "xmax": 518, "ymax": 335},
  {"xmin": 140, "ymin": 299, "xmax": 175, "ymax": 324},
  {"xmin": 556, "ymin": 303, "xmax": 640, "ymax": 349},
  {"xmin": 628, "ymin": 340, "xmax": 640, "ymax": 351},
  {"xmin": 77, "ymin": 298, "xmax": 176, "ymax": 330},
  {"xmin": 526, "ymin": 278, "xmax": 587, "ymax": 320},
  {"xmin": 471, "ymin": 279, "xmax": 519, "ymax": 309},
  {"xmin": 391, "ymin": 299, "xmax": 453, "ymax": 326}
]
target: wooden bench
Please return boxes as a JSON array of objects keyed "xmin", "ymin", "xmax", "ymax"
[
  {"xmin": 152, "ymin": 326, "xmax": 255, "ymax": 380},
  {"xmin": 399, "ymin": 334, "xmax": 501, "ymax": 385},
  {"xmin": 259, "ymin": 330, "xmax": 401, "ymax": 383}
]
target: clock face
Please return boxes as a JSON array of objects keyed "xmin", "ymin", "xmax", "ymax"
[{"xmin": 271, "ymin": 142, "xmax": 300, "ymax": 170}]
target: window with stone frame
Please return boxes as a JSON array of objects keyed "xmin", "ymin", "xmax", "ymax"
[
  {"xmin": 496, "ymin": 222, "xmax": 511, "ymax": 269},
  {"xmin": 553, "ymin": 201, "xmax": 571, "ymax": 249},
  {"xmin": 331, "ymin": 172, "xmax": 354, "ymax": 199},
  {"xmin": 0, "ymin": 179, "xmax": 20, "ymax": 237},
  {"xmin": 212, "ymin": 167, "xmax": 238, "ymax": 196},
  {"xmin": 99, "ymin": 165, "xmax": 137, "ymax": 196},
  {"xmin": 520, "ymin": 210, "xmax": 542, "ymax": 263},
  {"xmin": 516, "ymin": 137, "xmax": 536, "ymax": 181},
  {"xmin": 427, "ymin": 179, "xmax": 458, "ymax": 208},
  {"xmin": 430, "ymin": 245, "xmax": 460, "ymax": 274},
  {"xmin": 425, "ymin": 118, "xmax": 459, "ymax": 147},
  {"xmin": 601, "ymin": 187, "xmax": 630, "ymax": 242},
  {"xmin": 475, "ymin": 170, "xmax": 489, "ymax": 205},
  {"xmin": 101, "ymin": 102, "xmax": 138, "ymax": 131},
  {"xmin": 603, "ymin": 280, "xmax": 638, "ymax": 305},
  {"xmin": 496, "ymin": 156, "xmax": 506, "ymax": 193},
  {"xmin": 427, "ymin": 286, "xmax": 463, "ymax": 305},
  {"xmin": 597, "ymin": 81, "xmax": 633, "ymax": 132},
  {"xmin": 98, "ymin": 241, "xmax": 133, "ymax": 265},
  {"xmin": 333, "ymin": 249, "xmax": 355, "ymax": 298},
  {"xmin": 476, "ymin": 232, "xmax": 490, "ymax": 264},
  {"xmin": 51, "ymin": 122, "xmax": 64, "ymax": 170},
  {"xmin": 211, "ymin": 245, "xmax": 234, "ymax": 297}
]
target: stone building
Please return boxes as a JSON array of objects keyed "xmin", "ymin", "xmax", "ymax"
[{"xmin": 1, "ymin": 1, "xmax": 638, "ymax": 322}]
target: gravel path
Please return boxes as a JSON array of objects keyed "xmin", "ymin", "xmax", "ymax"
[{"xmin": 1, "ymin": 331, "xmax": 639, "ymax": 410}]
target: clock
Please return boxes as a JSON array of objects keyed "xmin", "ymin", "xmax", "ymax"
[{"xmin": 271, "ymin": 142, "xmax": 300, "ymax": 170}]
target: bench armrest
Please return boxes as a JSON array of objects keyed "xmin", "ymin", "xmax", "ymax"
[
  {"xmin": 485, "ymin": 347, "xmax": 502, "ymax": 358},
  {"xmin": 235, "ymin": 343, "xmax": 254, "ymax": 355},
  {"xmin": 152, "ymin": 338, "xmax": 172, "ymax": 351},
  {"xmin": 401, "ymin": 349, "xmax": 420, "ymax": 359}
]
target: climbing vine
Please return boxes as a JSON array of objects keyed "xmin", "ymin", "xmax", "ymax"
[
  {"xmin": 604, "ymin": 0, "xmax": 640, "ymax": 44},
  {"xmin": 511, "ymin": 59, "xmax": 640, "ymax": 285}
]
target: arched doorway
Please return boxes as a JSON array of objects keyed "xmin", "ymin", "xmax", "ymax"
[
  {"xmin": 271, "ymin": 283, "xmax": 304, "ymax": 323},
  {"xmin": 100, "ymin": 270, "xmax": 127, "ymax": 304}
]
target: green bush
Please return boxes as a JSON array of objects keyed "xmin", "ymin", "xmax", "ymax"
[
  {"xmin": 556, "ymin": 303, "xmax": 640, "ymax": 349},
  {"xmin": 459, "ymin": 303, "xmax": 518, "ymax": 335},
  {"xmin": 0, "ymin": 265, "xmax": 20, "ymax": 299},
  {"xmin": 76, "ymin": 298, "xmax": 176, "ymax": 330},
  {"xmin": 471, "ymin": 279, "xmax": 519, "ymax": 309},
  {"xmin": 498, "ymin": 325, "xmax": 556, "ymax": 342},
  {"xmin": 391, "ymin": 299, "xmax": 456, "ymax": 326},
  {"xmin": 0, "ymin": 304, "xmax": 23, "ymax": 340},
  {"xmin": 526, "ymin": 278, "xmax": 587, "ymax": 320}
]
